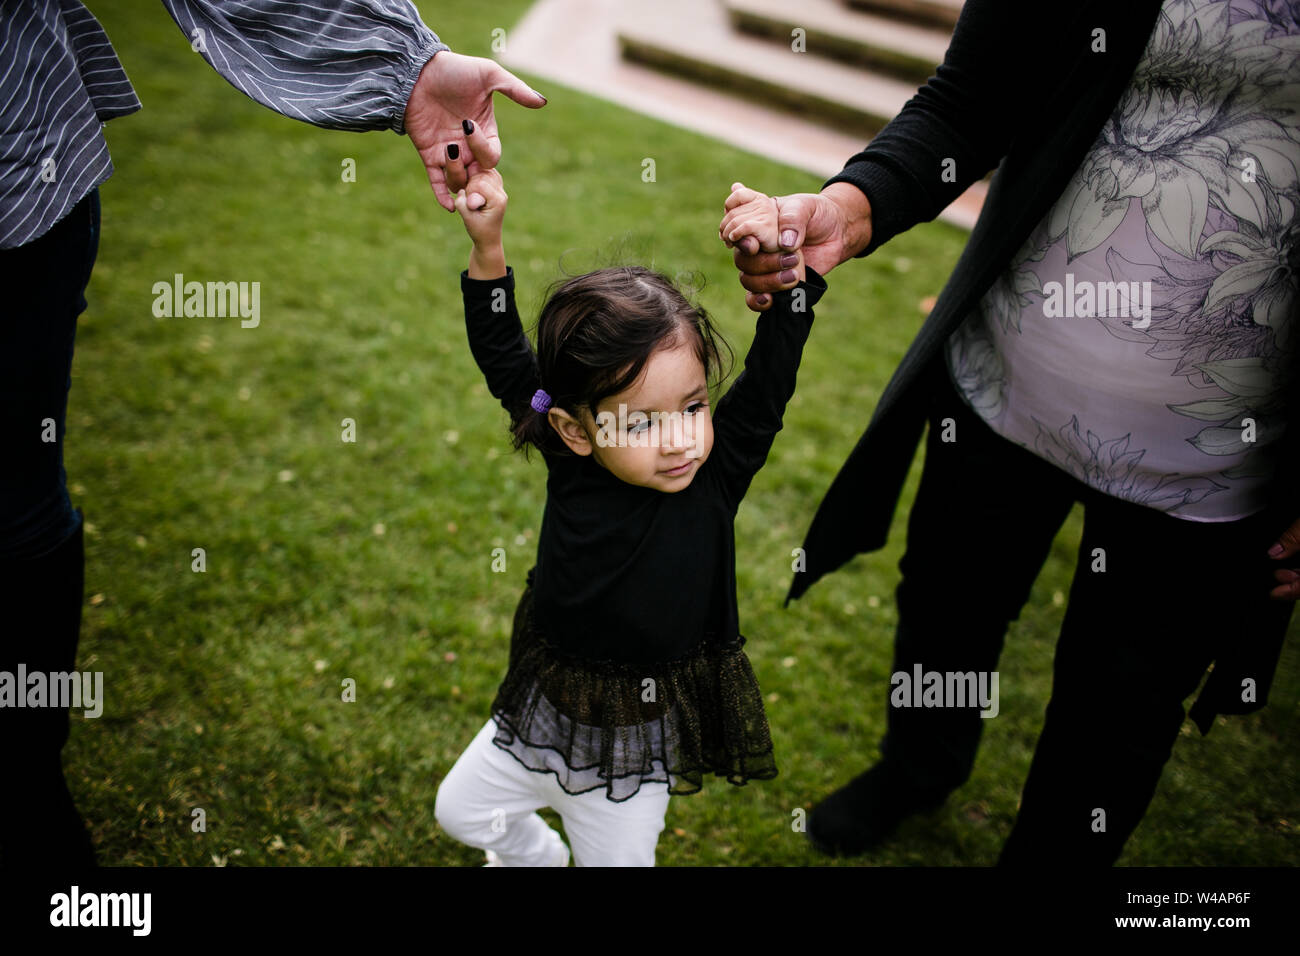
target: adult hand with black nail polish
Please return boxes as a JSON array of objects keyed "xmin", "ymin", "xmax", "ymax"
[{"xmin": 405, "ymin": 50, "xmax": 547, "ymax": 212}]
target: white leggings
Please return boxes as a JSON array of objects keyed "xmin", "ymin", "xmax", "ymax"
[{"xmin": 435, "ymin": 718, "xmax": 671, "ymax": 866}]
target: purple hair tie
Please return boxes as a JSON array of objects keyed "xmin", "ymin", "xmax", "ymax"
[{"xmin": 530, "ymin": 389, "xmax": 552, "ymax": 414}]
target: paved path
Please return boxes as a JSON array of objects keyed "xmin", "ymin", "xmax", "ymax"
[{"xmin": 500, "ymin": 0, "xmax": 985, "ymax": 230}]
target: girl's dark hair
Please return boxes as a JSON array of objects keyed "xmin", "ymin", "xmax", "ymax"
[{"xmin": 512, "ymin": 266, "xmax": 732, "ymax": 457}]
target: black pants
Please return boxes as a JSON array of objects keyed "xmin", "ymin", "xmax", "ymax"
[
  {"xmin": 0, "ymin": 191, "xmax": 100, "ymax": 866},
  {"xmin": 882, "ymin": 376, "xmax": 1294, "ymax": 865}
]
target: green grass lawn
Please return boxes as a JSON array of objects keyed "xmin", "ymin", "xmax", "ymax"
[{"xmin": 66, "ymin": 1, "xmax": 1298, "ymax": 866}]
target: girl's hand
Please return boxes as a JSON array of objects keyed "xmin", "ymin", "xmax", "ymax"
[
  {"xmin": 722, "ymin": 183, "xmax": 871, "ymax": 311},
  {"xmin": 450, "ymin": 125, "xmax": 508, "ymax": 279},
  {"xmin": 451, "ymin": 121, "xmax": 507, "ymax": 246},
  {"xmin": 453, "ymin": 166, "xmax": 507, "ymax": 249},
  {"xmin": 720, "ymin": 183, "xmax": 806, "ymax": 308},
  {"xmin": 720, "ymin": 182, "xmax": 781, "ymax": 256}
]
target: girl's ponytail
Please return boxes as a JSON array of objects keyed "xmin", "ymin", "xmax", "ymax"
[{"xmin": 511, "ymin": 394, "xmax": 562, "ymax": 457}]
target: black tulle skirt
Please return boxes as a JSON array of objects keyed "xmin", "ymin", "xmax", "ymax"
[{"xmin": 489, "ymin": 584, "xmax": 778, "ymax": 802}]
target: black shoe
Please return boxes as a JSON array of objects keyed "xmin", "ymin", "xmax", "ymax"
[{"xmin": 806, "ymin": 762, "xmax": 948, "ymax": 857}]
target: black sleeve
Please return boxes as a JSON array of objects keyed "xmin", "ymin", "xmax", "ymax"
[
  {"xmin": 709, "ymin": 267, "xmax": 828, "ymax": 511},
  {"xmin": 826, "ymin": 0, "xmax": 1067, "ymax": 256},
  {"xmin": 461, "ymin": 267, "xmax": 539, "ymax": 426}
]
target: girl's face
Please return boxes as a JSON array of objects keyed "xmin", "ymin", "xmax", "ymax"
[{"xmin": 550, "ymin": 337, "xmax": 714, "ymax": 493}]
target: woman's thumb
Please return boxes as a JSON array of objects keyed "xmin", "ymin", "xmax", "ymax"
[
  {"xmin": 776, "ymin": 195, "xmax": 815, "ymax": 250},
  {"xmin": 493, "ymin": 65, "xmax": 547, "ymax": 108}
]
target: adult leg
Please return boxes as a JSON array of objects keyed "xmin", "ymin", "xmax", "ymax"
[
  {"xmin": 809, "ymin": 375, "xmax": 1078, "ymax": 854},
  {"xmin": 0, "ymin": 191, "xmax": 100, "ymax": 867},
  {"xmin": 998, "ymin": 497, "xmax": 1295, "ymax": 865},
  {"xmin": 434, "ymin": 718, "xmax": 569, "ymax": 866}
]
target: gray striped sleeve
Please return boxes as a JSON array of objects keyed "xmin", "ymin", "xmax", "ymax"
[
  {"xmin": 1, "ymin": 0, "xmax": 450, "ymax": 249},
  {"xmin": 64, "ymin": 1, "xmax": 142, "ymax": 121},
  {"xmin": 0, "ymin": 1, "xmax": 141, "ymax": 249},
  {"xmin": 159, "ymin": 0, "xmax": 450, "ymax": 133}
]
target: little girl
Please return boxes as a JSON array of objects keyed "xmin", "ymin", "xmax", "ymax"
[{"xmin": 433, "ymin": 142, "xmax": 827, "ymax": 867}]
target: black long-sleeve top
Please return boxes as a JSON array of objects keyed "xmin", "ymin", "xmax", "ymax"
[
  {"xmin": 462, "ymin": 264, "xmax": 827, "ymax": 799},
  {"xmin": 462, "ymin": 265, "xmax": 827, "ymax": 667}
]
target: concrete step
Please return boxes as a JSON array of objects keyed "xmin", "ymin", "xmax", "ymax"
[
  {"xmin": 617, "ymin": 0, "xmax": 920, "ymax": 137},
  {"xmin": 499, "ymin": 0, "xmax": 987, "ymax": 231},
  {"xmin": 726, "ymin": 0, "xmax": 949, "ymax": 83},
  {"xmin": 846, "ymin": 0, "xmax": 964, "ymax": 30}
]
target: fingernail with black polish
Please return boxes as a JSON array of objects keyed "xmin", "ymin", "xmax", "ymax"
[
  {"xmin": 447, "ymin": 143, "xmax": 459, "ymax": 161},
  {"xmin": 462, "ymin": 119, "xmax": 475, "ymax": 135}
]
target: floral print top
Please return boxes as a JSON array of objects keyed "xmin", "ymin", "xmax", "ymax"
[{"xmin": 947, "ymin": 0, "xmax": 1299, "ymax": 520}]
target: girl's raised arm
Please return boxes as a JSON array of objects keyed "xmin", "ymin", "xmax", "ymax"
[
  {"xmin": 461, "ymin": 268, "xmax": 539, "ymax": 428},
  {"xmin": 453, "ymin": 156, "xmax": 538, "ymax": 426},
  {"xmin": 708, "ymin": 266, "xmax": 828, "ymax": 511}
]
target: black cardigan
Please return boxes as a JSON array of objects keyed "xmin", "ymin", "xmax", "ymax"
[{"xmin": 788, "ymin": 0, "xmax": 1298, "ymax": 732}]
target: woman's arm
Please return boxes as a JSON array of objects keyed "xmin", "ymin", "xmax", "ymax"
[
  {"xmin": 159, "ymin": 0, "xmax": 446, "ymax": 133},
  {"xmin": 825, "ymin": 0, "xmax": 1039, "ymax": 255},
  {"xmin": 158, "ymin": 1, "xmax": 545, "ymax": 210},
  {"xmin": 727, "ymin": 0, "xmax": 1070, "ymax": 304}
]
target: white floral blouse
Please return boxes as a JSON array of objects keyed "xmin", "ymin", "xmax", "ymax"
[{"xmin": 947, "ymin": 0, "xmax": 1299, "ymax": 521}]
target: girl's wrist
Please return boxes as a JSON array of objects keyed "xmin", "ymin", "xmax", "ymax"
[
  {"xmin": 469, "ymin": 242, "xmax": 506, "ymax": 280},
  {"xmin": 472, "ymin": 235, "xmax": 504, "ymax": 256}
]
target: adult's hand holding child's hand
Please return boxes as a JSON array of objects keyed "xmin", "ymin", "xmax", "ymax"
[
  {"xmin": 452, "ymin": 125, "xmax": 507, "ymax": 237},
  {"xmin": 405, "ymin": 51, "xmax": 546, "ymax": 213},
  {"xmin": 720, "ymin": 183, "xmax": 874, "ymax": 311},
  {"xmin": 720, "ymin": 183, "xmax": 781, "ymax": 254},
  {"xmin": 719, "ymin": 183, "xmax": 806, "ymax": 311},
  {"xmin": 451, "ymin": 126, "xmax": 508, "ymax": 279}
]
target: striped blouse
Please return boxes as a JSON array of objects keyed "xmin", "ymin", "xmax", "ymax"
[{"xmin": 0, "ymin": 0, "xmax": 448, "ymax": 249}]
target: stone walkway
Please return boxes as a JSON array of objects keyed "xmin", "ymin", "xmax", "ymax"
[{"xmin": 500, "ymin": 0, "xmax": 984, "ymax": 230}]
